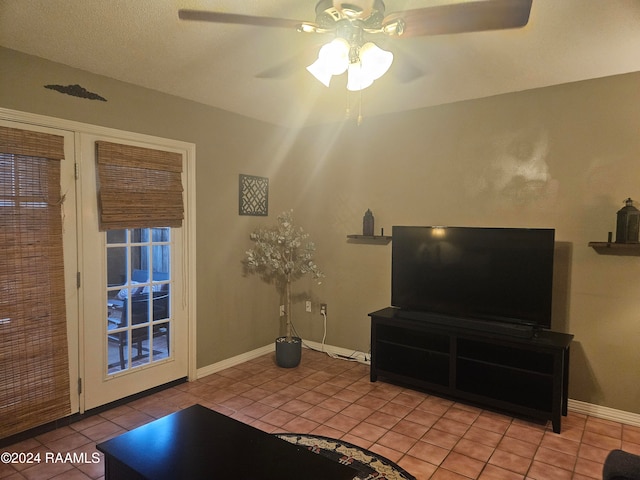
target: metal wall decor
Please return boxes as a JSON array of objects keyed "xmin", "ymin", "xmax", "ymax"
[
  {"xmin": 44, "ymin": 84, "xmax": 107, "ymax": 101},
  {"xmin": 239, "ymin": 174, "xmax": 269, "ymax": 216}
]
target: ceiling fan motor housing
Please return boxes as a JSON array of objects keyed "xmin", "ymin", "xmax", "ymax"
[
  {"xmin": 335, "ymin": 19, "xmax": 365, "ymax": 46},
  {"xmin": 315, "ymin": 0, "xmax": 386, "ymax": 28}
]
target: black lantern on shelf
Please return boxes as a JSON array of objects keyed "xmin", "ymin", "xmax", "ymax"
[
  {"xmin": 615, "ymin": 198, "xmax": 640, "ymax": 244},
  {"xmin": 363, "ymin": 209, "xmax": 374, "ymax": 236}
]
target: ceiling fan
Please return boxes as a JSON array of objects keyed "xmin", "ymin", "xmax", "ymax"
[{"xmin": 178, "ymin": 0, "xmax": 533, "ymax": 91}]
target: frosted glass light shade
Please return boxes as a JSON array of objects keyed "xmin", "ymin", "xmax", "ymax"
[
  {"xmin": 359, "ymin": 42, "xmax": 393, "ymax": 80},
  {"xmin": 306, "ymin": 38, "xmax": 350, "ymax": 87},
  {"xmin": 306, "ymin": 59, "xmax": 333, "ymax": 87},
  {"xmin": 321, "ymin": 38, "xmax": 350, "ymax": 75},
  {"xmin": 347, "ymin": 62, "xmax": 374, "ymax": 91},
  {"xmin": 346, "ymin": 42, "xmax": 393, "ymax": 91},
  {"xmin": 307, "ymin": 39, "xmax": 393, "ymax": 91}
]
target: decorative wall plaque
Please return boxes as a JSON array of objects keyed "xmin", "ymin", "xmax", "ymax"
[
  {"xmin": 239, "ymin": 174, "xmax": 269, "ymax": 216},
  {"xmin": 44, "ymin": 84, "xmax": 107, "ymax": 101}
]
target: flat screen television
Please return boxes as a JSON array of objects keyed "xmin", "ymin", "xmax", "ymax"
[{"xmin": 391, "ymin": 226, "xmax": 555, "ymax": 330}]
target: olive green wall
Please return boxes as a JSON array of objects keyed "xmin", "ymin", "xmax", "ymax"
[
  {"xmin": 2, "ymin": 47, "xmax": 638, "ymax": 414},
  {"xmin": 288, "ymin": 74, "xmax": 640, "ymax": 415},
  {"xmin": 0, "ymin": 47, "xmax": 293, "ymax": 367}
]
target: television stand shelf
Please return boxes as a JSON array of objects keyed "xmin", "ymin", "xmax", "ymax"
[{"xmin": 369, "ymin": 307, "xmax": 573, "ymax": 433}]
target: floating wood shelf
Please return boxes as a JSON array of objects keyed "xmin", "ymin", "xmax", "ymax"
[
  {"xmin": 588, "ymin": 242, "xmax": 640, "ymax": 256},
  {"xmin": 347, "ymin": 235, "xmax": 392, "ymax": 244}
]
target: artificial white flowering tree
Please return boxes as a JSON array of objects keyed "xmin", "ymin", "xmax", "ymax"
[{"xmin": 245, "ymin": 210, "xmax": 324, "ymax": 342}]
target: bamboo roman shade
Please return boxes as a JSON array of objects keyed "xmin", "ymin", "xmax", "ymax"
[
  {"xmin": 0, "ymin": 125, "xmax": 71, "ymax": 439},
  {"xmin": 95, "ymin": 141, "xmax": 184, "ymax": 230}
]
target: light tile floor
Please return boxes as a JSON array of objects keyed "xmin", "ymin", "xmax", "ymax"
[{"xmin": 2, "ymin": 349, "xmax": 639, "ymax": 480}]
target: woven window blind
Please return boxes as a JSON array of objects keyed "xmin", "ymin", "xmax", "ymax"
[
  {"xmin": 96, "ymin": 141, "xmax": 183, "ymax": 230},
  {"xmin": 0, "ymin": 125, "xmax": 71, "ymax": 439}
]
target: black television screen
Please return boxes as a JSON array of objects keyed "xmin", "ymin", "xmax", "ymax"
[{"xmin": 391, "ymin": 226, "xmax": 555, "ymax": 329}]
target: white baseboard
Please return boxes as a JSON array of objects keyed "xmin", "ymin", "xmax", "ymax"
[
  {"xmin": 195, "ymin": 339, "xmax": 369, "ymax": 379},
  {"xmin": 568, "ymin": 399, "xmax": 640, "ymax": 427},
  {"xmin": 196, "ymin": 343, "xmax": 639, "ymax": 428},
  {"xmin": 196, "ymin": 344, "xmax": 274, "ymax": 379}
]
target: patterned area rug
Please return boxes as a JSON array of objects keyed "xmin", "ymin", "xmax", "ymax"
[{"xmin": 275, "ymin": 433, "xmax": 416, "ymax": 480}]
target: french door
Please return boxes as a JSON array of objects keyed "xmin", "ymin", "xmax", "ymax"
[
  {"xmin": 1, "ymin": 110, "xmax": 195, "ymax": 421},
  {"xmin": 78, "ymin": 133, "xmax": 190, "ymax": 411}
]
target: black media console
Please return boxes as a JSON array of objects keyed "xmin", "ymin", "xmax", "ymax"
[{"xmin": 369, "ymin": 307, "xmax": 573, "ymax": 433}]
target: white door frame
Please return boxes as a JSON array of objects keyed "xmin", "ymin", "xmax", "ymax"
[{"xmin": 0, "ymin": 107, "xmax": 197, "ymax": 414}]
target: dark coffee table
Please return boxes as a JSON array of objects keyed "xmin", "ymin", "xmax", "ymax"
[{"xmin": 96, "ymin": 404, "xmax": 356, "ymax": 479}]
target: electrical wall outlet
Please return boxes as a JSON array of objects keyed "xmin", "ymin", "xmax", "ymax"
[
  {"xmin": 305, "ymin": 301, "xmax": 312, "ymax": 313},
  {"xmin": 320, "ymin": 303, "xmax": 327, "ymax": 315},
  {"xmin": 279, "ymin": 305, "xmax": 285, "ymax": 317}
]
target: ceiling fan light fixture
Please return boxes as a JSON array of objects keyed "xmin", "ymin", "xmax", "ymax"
[
  {"xmin": 381, "ymin": 19, "xmax": 405, "ymax": 36},
  {"xmin": 346, "ymin": 41, "xmax": 393, "ymax": 91},
  {"xmin": 306, "ymin": 37, "xmax": 350, "ymax": 86},
  {"xmin": 306, "ymin": 58, "xmax": 334, "ymax": 87},
  {"xmin": 322, "ymin": 38, "xmax": 350, "ymax": 74},
  {"xmin": 347, "ymin": 62, "xmax": 374, "ymax": 91},
  {"xmin": 359, "ymin": 42, "xmax": 393, "ymax": 80},
  {"xmin": 297, "ymin": 23, "xmax": 318, "ymax": 33}
]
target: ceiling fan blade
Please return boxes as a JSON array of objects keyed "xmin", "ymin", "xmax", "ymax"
[
  {"xmin": 384, "ymin": 0, "xmax": 532, "ymax": 37},
  {"xmin": 178, "ymin": 9, "xmax": 310, "ymax": 29},
  {"xmin": 393, "ymin": 59, "xmax": 425, "ymax": 84},
  {"xmin": 256, "ymin": 44, "xmax": 323, "ymax": 79},
  {"xmin": 255, "ymin": 57, "xmax": 300, "ymax": 79}
]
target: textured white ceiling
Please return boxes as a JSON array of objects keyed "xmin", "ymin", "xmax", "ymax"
[{"xmin": 1, "ymin": 0, "xmax": 639, "ymax": 126}]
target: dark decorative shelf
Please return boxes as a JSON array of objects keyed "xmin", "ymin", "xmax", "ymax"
[
  {"xmin": 588, "ymin": 242, "xmax": 640, "ymax": 256},
  {"xmin": 347, "ymin": 235, "xmax": 392, "ymax": 244}
]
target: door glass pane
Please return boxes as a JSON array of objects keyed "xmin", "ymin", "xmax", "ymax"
[
  {"xmin": 153, "ymin": 244, "xmax": 170, "ymax": 278},
  {"xmin": 106, "ymin": 227, "xmax": 171, "ymax": 375},
  {"xmin": 130, "ymin": 228, "xmax": 144, "ymax": 243},
  {"xmin": 106, "ymin": 229, "xmax": 126, "ymax": 244},
  {"xmin": 153, "ymin": 285, "xmax": 170, "ymax": 321},
  {"xmin": 131, "ymin": 326, "xmax": 150, "ymax": 367},
  {"xmin": 106, "ymin": 246, "xmax": 126, "ymax": 287},
  {"xmin": 153, "ymin": 323, "xmax": 170, "ymax": 361}
]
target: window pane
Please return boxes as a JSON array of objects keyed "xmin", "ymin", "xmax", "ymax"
[
  {"xmin": 153, "ymin": 323, "xmax": 170, "ymax": 361},
  {"xmin": 131, "ymin": 291, "xmax": 151, "ymax": 325},
  {"xmin": 108, "ymin": 331, "xmax": 129, "ymax": 374},
  {"xmin": 152, "ymin": 227, "xmax": 170, "ymax": 242},
  {"xmin": 153, "ymin": 286, "xmax": 170, "ymax": 321},
  {"xmin": 105, "ymin": 226, "xmax": 172, "ymax": 376},
  {"xmin": 107, "ymin": 246, "xmax": 127, "ymax": 287},
  {"xmin": 131, "ymin": 228, "xmax": 146, "ymax": 243},
  {"xmin": 132, "ymin": 326, "xmax": 150, "ymax": 367},
  {"xmin": 130, "ymin": 245, "xmax": 149, "ymax": 280},
  {"xmin": 152, "ymin": 245, "xmax": 170, "ymax": 277},
  {"xmin": 107, "ymin": 298, "xmax": 124, "ymax": 328},
  {"xmin": 106, "ymin": 229, "xmax": 126, "ymax": 244}
]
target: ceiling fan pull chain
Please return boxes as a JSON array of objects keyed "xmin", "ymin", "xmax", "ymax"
[
  {"xmin": 344, "ymin": 91, "xmax": 363, "ymax": 125},
  {"xmin": 345, "ymin": 92, "xmax": 352, "ymax": 120}
]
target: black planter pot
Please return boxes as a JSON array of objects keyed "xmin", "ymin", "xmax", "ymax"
[{"xmin": 275, "ymin": 336, "xmax": 301, "ymax": 368}]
